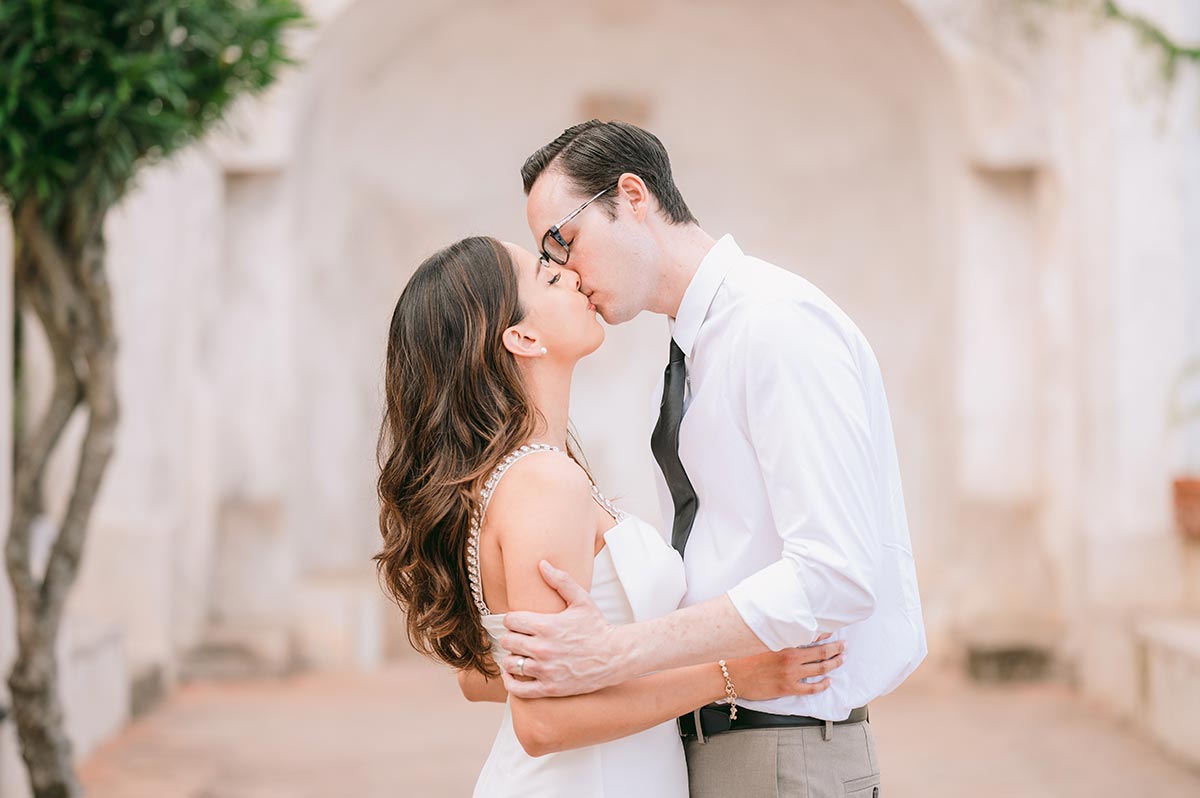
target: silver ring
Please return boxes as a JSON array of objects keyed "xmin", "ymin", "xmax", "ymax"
[{"xmin": 516, "ymin": 656, "xmax": 526, "ymax": 678}]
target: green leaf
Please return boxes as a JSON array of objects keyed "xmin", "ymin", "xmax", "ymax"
[
  {"xmin": 4, "ymin": 130, "xmax": 25, "ymax": 159},
  {"xmin": 4, "ymin": 41, "xmax": 34, "ymax": 108}
]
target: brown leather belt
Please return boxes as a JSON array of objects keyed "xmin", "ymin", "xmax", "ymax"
[{"xmin": 678, "ymin": 703, "xmax": 869, "ymax": 741}]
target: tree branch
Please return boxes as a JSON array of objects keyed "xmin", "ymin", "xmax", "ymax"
[
  {"xmin": 1103, "ymin": 0, "xmax": 1200, "ymax": 80},
  {"xmin": 38, "ymin": 235, "xmax": 119, "ymax": 635},
  {"xmin": 6, "ymin": 205, "xmax": 85, "ymax": 653}
]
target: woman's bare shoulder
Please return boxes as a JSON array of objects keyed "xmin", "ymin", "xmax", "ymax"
[
  {"xmin": 486, "ymin": 449, "xmax": 593, "ymax": 524},
  {"xmin": 485, "ymin": 450, "xmax": 598, "ymax": 610},
  {"xmin": 484, "ymin": 448, "xmax": 597, "ymax": 542}
]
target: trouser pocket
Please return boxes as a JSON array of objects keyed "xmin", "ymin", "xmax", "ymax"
[{"xmin": 842, "ymin": 772, "xmax": 881, "ymax": 797}]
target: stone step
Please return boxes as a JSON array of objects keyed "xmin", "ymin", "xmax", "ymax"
[{"xmin": 1139, "ymin": 617, "xmax": 1200, "ymax": 769}]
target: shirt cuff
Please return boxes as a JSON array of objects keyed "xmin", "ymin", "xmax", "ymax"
[{"xmin": 726, "ymin": 559, "xmax": 819, "ymax": 651}]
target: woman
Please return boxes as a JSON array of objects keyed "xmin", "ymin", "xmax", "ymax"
[{"xmin": 375, "ymin": 237, "xmax": 843, "ymax": 797}]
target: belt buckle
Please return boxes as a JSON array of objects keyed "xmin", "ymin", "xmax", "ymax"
[
  {"xmin": 682, "ymin": 705, "xmax": 735, "ymax": 745},
  {"xmin": 699, "ymin": 705, "xmax": 733, "ymax": 738}
]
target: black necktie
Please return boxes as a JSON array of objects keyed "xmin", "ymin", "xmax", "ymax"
[{"xmin": 651, "ymin": 339, "xmax": 699, "ymax": 556}]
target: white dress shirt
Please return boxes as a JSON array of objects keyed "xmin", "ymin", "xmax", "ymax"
[{"xmin": 654, "ymin": 234, "xmax": 927, "ymax": 720}]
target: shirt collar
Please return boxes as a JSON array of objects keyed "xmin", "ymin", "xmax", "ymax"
[{"xmin": 670, "ymin": 234, "xmax": 741, "ymax": 359}]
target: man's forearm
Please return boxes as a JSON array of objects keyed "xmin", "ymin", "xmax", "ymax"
[{"xmin": 612, "ymin": 594, "xmax": 772, "ymax": 680}]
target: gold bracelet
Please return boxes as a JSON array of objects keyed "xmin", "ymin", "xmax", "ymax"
[{"xmin": 717, "ymin": 659, "xmax": 738, "ymax": 720}]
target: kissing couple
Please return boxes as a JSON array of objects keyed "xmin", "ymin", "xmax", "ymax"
[{"xmin": 376, "ymin": 120, "xmax": 927, "ymax": 797}]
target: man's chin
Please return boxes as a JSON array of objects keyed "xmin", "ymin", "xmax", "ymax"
[
  {"xmin": 596, "ymin": 303, "xmax": 631, "ymax": 325},
  {"xmin": 599, "ymin": 307, "xmax": 640, "ymax": 326}
]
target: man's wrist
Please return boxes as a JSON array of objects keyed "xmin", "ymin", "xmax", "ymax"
[{"xmin": 606, "ymin": 621, "xmax": 644, "ymax": 684}]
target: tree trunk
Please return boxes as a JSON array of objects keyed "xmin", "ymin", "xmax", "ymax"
[{"xmin": 5, "ymin": 201, "xmax": 120, "ymax": 798}]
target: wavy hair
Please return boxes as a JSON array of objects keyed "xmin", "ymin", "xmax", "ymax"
[{"xmin": 374, "ymin": 236, "xmax": 585, "ymax": 676}]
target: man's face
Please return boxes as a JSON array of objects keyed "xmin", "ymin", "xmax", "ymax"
[{"xmin": 525, "ymin": 171, "xmax": 652, "ymax": 325}]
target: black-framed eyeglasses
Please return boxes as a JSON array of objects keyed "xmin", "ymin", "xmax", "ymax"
[{"xmin": 540, "ymin": 182, "xmax": 619, "ymax": 265}]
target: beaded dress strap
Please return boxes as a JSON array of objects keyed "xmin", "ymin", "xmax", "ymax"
[
  {"xmin": 468, "ymin": 444, "xmax": 561, "ymax": 617},
  {"xmin": 467, "ymin": 445, "xmax": 629, "ymax": 617}
]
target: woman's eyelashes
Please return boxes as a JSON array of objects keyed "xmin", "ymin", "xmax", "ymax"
[{"xmin": 548, "ymin": 271, "xmax": 562, "ymax": 286}]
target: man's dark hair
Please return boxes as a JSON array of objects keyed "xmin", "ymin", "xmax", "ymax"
[{"xmin": 521, "ymin": 120, "xmax": 698, "ymax": 225}]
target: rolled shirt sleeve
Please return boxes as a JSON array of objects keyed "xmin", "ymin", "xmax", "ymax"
[{"xmin": 725, "ymin": 300, "xmax": 881, "ymax": 651}]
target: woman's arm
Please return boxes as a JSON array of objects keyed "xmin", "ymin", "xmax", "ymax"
[
  {"xmin": 510, "ymin": 642, "xmax": 843, "ymax": 756},
  {"xmin": 457, "ymin": 451, "xmax": 597, "ymax": 709},
  {"xmin": 456, "ymin": 643, "xmax": 843, "ymax": 752},
  {"xmin": 511, "ymin": 661, "xmax": 722, "ymax": 756},
  {"xmin": 457, "ymin": 668, "xmax": 508, "ymax": 703}
]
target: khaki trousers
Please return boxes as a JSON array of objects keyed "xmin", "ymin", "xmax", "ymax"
[{"xmin": 684, "ymin": 719, "xmax": 881, "ymax": 798}]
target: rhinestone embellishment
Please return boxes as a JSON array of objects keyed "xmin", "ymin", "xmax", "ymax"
[
  {"xmin": 467, "ymin": 444, "xmax": 627, "ymax": 616},
  {"xmin": 469, "ymin": 444, "xmax": 559, "ymax": 616}
]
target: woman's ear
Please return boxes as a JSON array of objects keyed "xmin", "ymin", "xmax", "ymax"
[
  {"xmin": 617, "ymin": 172, "xmax": 650, "ymax": 221},
  {"xmin": 502, "ymin": 325, "xmax": 547, "ymax": 359}
]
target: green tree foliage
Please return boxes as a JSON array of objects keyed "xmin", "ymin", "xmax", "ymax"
[{"xmin": 0, "ymin": 0, "xmax": 306, "ymax": 224}]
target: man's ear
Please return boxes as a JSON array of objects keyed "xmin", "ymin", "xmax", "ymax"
[
  {"xmin": 502, "ymin": 325, "xmax": 546, "ymax": 359},
  {"xmin": 617, "ymin": 172, "xmax": 650, "ymax": 222}
]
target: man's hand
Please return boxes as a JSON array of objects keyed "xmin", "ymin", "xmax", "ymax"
[{"xmin": 499, "ymin": 560, "xmax": 630, "ymax": 698}]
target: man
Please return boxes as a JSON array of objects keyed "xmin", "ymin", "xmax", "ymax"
[{"xmin": 502, "ymin": 120, "xmax": 926, "ymax": 797}]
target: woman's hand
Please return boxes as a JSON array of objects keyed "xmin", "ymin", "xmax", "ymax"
[{"xmin": 724, "ymin": 634, "xmax": 845, "ymax": 701}]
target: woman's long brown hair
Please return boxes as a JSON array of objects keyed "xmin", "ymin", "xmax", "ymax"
[{"xmin": 374, "ymin": 236, "xmax": 584, "ymax": 676}]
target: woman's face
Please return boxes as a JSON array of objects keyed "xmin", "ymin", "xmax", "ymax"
[{"xmin": 504, "ymin": 242, "xmax": 605, "ymax": 361}]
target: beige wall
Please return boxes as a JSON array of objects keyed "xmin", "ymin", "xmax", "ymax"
[{"xmin": 293, "ymin": 0, "xmax": 963, "ymax": 631}]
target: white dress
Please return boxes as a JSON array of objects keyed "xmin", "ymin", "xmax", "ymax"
[{"xmin": 468, "ymin": 444, "xmax": 690, "ymax": 798}]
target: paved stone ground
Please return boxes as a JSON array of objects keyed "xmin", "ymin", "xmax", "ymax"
[{"xmin": 78, "ymin": 656, "xmax": 1200, "ymax": 797}]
